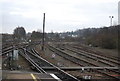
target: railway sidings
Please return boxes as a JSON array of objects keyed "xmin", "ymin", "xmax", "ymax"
[{"xmin": 2, "ymin": 42, "xmax": 120, "ymax": 81}]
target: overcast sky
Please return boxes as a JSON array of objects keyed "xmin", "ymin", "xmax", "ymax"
[{"xmin": 1, "ymin": 0, "xmax": 119, "ymax": 33}]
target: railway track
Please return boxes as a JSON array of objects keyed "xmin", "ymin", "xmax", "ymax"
[
  {"xmin": 2, "ymin": 45, "xmax": 13, "ymax": 64},
  {"xmin": 48, "ymin": 44, "xmax": 104, "ymax": 67},
  {"xmin": 47, "ymin": 44, "xmax": 120, "ymax": 80},
  {"xmin": 71, "ymin": 44, "xmax": 120, "ymax": 62},
  {"xmin": 2, "ymin": 42, "xmax": 119, "ymax": 80},
  {"xmin": 2, "ymin": 43, "xmax": 30, "ymax": 70},
  {"xmin": 2, "ymin": 46, "xmax": 13, "ymax": 55},
  {"xmin": 47, "ymin": 45, "xmax": 84, "ymax": 66},
  {"xmin": 19, "ymin": 48, "xmax": 80, "ymax": 81},
  {"xmin": 2, "ymin": 43, "xmax": 13, "ymax": 50},
  {"xmin": 63, "ymin": 46, "xmax": 120, "ymax": 67},
  {"xmin": 49, "ymin": 44, "xmax": 119, "ymax": 68},
  {"xmin": 2, "ymin": 42, "xmax": 30, "ymax": 56}
]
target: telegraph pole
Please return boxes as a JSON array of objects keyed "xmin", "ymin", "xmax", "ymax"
[{"xmin": 42, "ymin": 13, "xmax": 45, "ymax": 51}]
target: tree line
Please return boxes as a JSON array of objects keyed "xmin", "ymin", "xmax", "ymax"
[{"xmin": 13, "ymin": 25, "xmax": 120, "ymax": 49}]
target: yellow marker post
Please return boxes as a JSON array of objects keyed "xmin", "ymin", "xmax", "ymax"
[{"xmin": 30, "ymin": 73, "xmax": 38, "ymax": 81}]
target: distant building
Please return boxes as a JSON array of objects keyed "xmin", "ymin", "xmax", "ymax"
[{"xmin": 118, "ymin": 1, "xmax": 120, "ymax": 25}]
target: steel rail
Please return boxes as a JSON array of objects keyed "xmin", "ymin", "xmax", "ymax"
[
  {"xmin": 48, "ymin": 45, "xmax": 120, "ymax": 80},
  {"xmin": 19, "ymin": 51, "xmax": 46, "ymax": 73},
  {"xmin": 64, "ymin": 47, "xmax": 118, "ymax": 67},
  {"xmin": 72, "ymin": 45, "xmax": 120, "ymax": 62},
  {"xmin": 20, "ymin": 48, "xmax": 80, "ymax": 81}
]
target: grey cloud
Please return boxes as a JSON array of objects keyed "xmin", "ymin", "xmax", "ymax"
[{"xmin": 1, "ymin": 0, "xmax": 119, "ymax": 33}]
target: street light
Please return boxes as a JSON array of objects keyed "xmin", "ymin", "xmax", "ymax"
[{"xmin": 109, "ymin": 16, "xmax": 114, "ymax": 26}]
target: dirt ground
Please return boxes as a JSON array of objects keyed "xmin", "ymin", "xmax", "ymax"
[
  {"xmin": 93, "ymin": 47, "xmax": 119, "ymax": 58},
  {"xmin": 17, "ymin": 55, "xmax": 33, "ymax": 71},
  {"xmin": 35, "ymin": 45, "xmax": 79, "ymax": 67}
]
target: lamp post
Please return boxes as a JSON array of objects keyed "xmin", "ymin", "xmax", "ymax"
[{"xmin": 109, "ymin": 16, "xmax": 114, "ymax": 26}]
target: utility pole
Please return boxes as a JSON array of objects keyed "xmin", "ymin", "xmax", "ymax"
[
  {"xmin": 109, "ymin": 16, "xmax": 114, "ymax": 26},
  {"xmin": 42, "ymin": 13, "xmax": 45, "ymax": 51}
]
